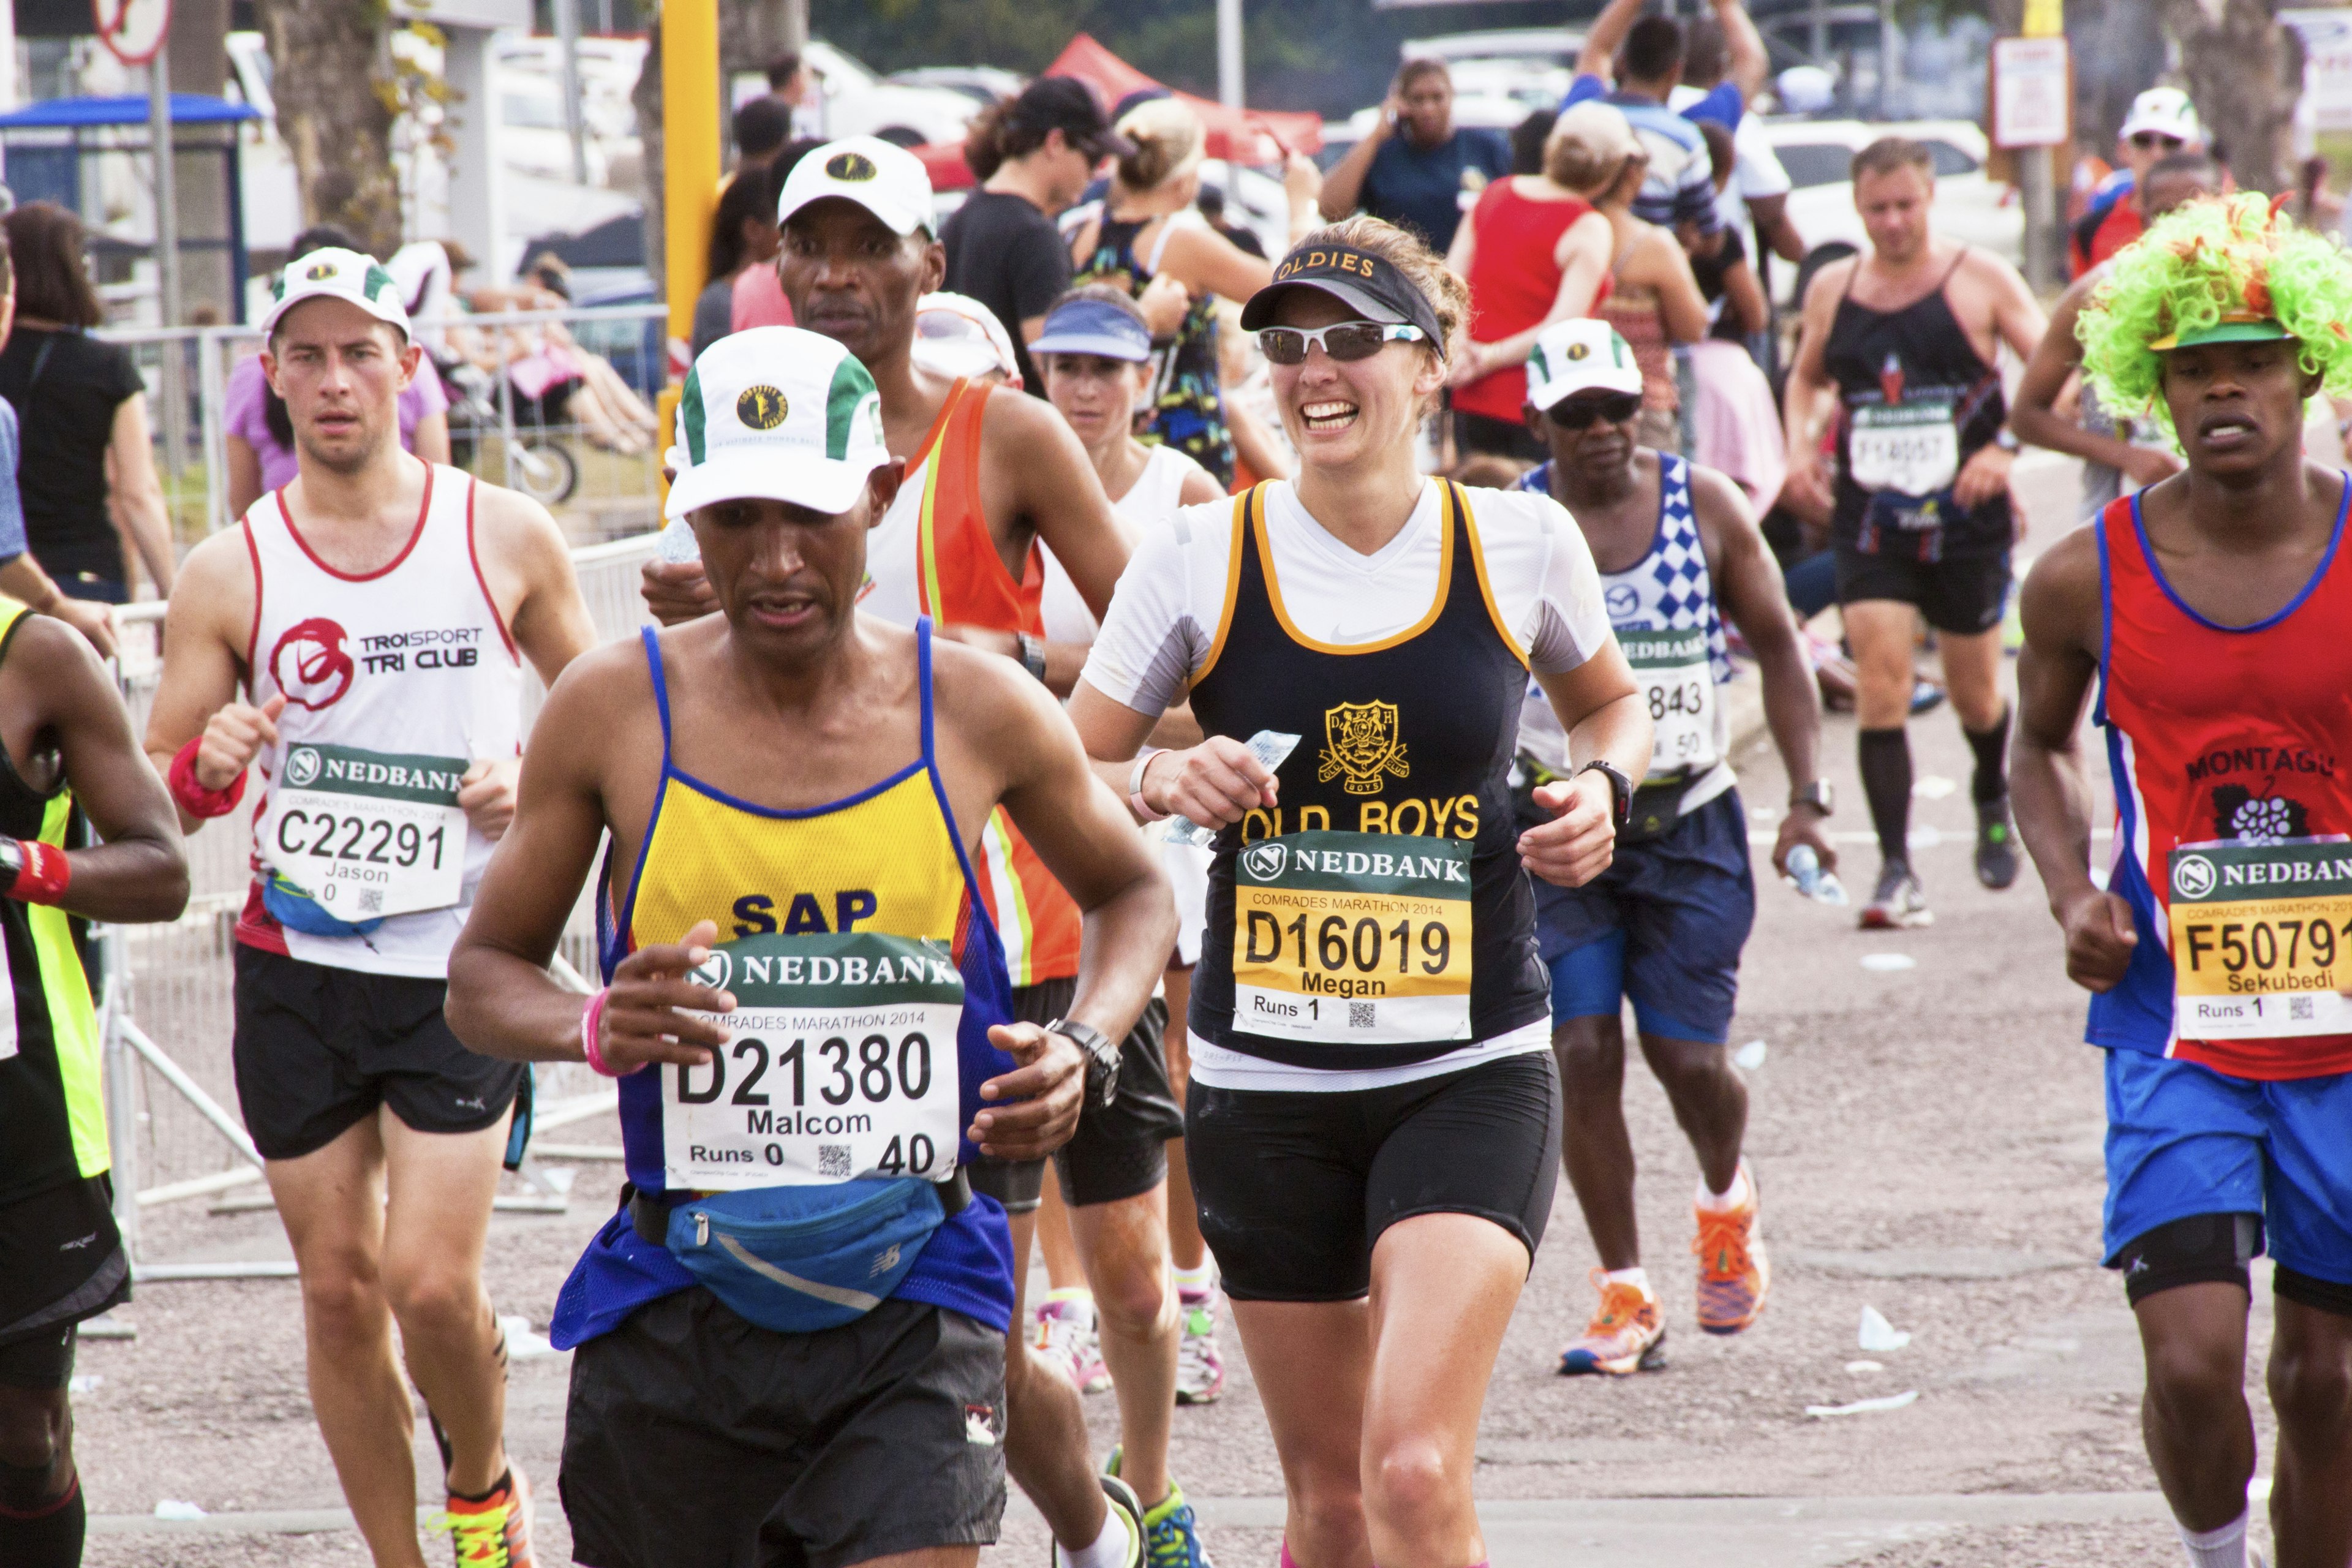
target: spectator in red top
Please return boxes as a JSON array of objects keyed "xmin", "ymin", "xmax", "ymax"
[
  {"xmin": 2070, "ymin": 87, "xmax": 2204, "ymax": 277},
  {"xmin": 1446, "ymin": 113, "xmax": 1618, "ymax": 459}
]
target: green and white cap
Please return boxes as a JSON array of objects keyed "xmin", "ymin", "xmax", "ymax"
[
  {"xmin": 260, "ymin": 247, "xmax": 411, "ymax": 339},
  {"xmin": 666, "ymin": 326, "xmax": 891, "ymax": 520},
  {"xmin": 1525, "ymin": 317, "xmax": 1645, "ymax": 411}
]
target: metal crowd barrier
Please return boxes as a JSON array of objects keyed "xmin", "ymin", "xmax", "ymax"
[
  {"xmin": 99, "ymin": 529, "xmax": 663, "ymax": 1283},
  {"xmin": 99, "ymin": 302, "xmax": 669, "ymax": 545}
]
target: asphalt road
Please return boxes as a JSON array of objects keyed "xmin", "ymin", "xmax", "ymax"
[{"xmin": 77, "ymin": 454, "xmax": 2283, "ymax": 1567}]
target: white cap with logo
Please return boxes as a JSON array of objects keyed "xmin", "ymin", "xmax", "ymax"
[
  {"xmin": 2120, "ymin": 87, "xmax": 2203, "ymax": 148},
  {"xmin": 776, "ymin": 137, "xmax": 936, "ymax": 236},
  {"xmin": 1523, "ymin": 317, "xmax": 1645, "ymax": 412},
  {"xmin": 665, "ymin": 326, "xmax": 892, "ymax": 520},
  {"xmin": 260, "ymin": 247, "xmax": 412, "ymax": 340}
]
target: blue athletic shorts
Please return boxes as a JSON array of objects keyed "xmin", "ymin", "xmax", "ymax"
[
  {"xmin": 2102, "ymin": 1047, "xmax": 2352, "ymax": 1286},
  {"xmin": 1536, "ymin": 787, "xmax": 1754, "ymax": 1046}
]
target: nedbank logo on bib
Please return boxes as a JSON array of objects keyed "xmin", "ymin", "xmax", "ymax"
[
  {"xmin": 1240, "ymin": 842, "xmax": 1289, "ymax": 882},
  {"xmin": 1319, "ymin": 701, "xmax": 1408, "ymax": 796},
  {"xmin": 284, "ymin": 747, "xmax": 322, "ymax": 787},
  {"xmin": 2173, "ymin": 853, "xmax": 2217, "ymax": 901},
  {"xmin": 276, "ymin": 743, "xmax": 467, "ymax": 805}
]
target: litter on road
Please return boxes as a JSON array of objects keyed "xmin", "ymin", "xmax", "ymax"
[
  {"xmin": 1859, "ymin": 1305, "xmax": 1913, "ymax": 1351},
  {"xmin": 1806, "ymin": 1390, "xmax": 1921, "ymax": 1418}
]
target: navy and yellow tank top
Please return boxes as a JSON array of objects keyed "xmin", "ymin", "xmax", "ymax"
[
  {"xmin": 1187, "ymin": 483, "xmax": 1551, "ymax": 1071},
  {"xmin": 0, "ymin": 597, "xmax": 106, "ymax": 1207},
  {"xmin": 548, "ymin": 620, "xmax": 1019, "ymax": 1346}
]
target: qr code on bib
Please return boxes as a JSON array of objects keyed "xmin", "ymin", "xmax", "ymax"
[
  {"xmin": 1349, "ymin": 1003, "xmax": 1376, "ymax": 1030},
  {"xmin": 818, "ymin": 1145, "xmax": 852, "ymax": 1178},
  {"xmin": 356, "ymin": 889, "xmax": 383, "ymax": 915},
  {"xmin": 2293, "ymin": 997, "xmax": 2315, "ymax": 1022}
]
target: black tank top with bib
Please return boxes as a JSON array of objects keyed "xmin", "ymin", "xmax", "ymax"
[{"xmin": 1188, "ymin": 481, "xmax": 1551, "ymax": 1072}]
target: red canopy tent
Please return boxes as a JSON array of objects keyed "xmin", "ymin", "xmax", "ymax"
[{"xmin": 913, "ymin": 33, "xmax": 1322, "ymax": 194}]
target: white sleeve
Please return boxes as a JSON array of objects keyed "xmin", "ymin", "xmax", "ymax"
[
  {"xmin": 1524, "ymin": 497, "xmax": 1614, "ymax": 676},
  {"xmin": 1076, "ymin": 510, "xmax": 1210, "ymax": 716},
  {"xmin": 1733, "ymin": 113, "xmax": 1791, "ymax": 200}
]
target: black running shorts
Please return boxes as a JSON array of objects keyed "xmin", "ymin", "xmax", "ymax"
[
  {"xmin": 1832, "ymin": 545, "xmax": 2012, "ymax": 635},
  {"xmin": 1185, "ymin": 1050, "xmax": 1561, "ymax": 1302},
  {"xmin": 0, "ymin": 1175, "xmax": 127, "ymax": 1382},
  {"xmin": 561, "ymin": 1291, "xmax": 1006, "ymax": 1568},
  {"xmin": 232, "ymin": 944, "xmax": 522, "ymax": 1161},
  {"xmin": 966, "ymin": 981, "xmax": 1184, "ymax": 1213}
]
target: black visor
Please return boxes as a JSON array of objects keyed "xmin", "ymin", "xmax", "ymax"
[{"xmin": 1240, "ymin": 243, "xmax": 1447, "ymax": 353}]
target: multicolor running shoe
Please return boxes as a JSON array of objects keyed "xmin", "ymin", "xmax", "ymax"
[
  {"xmin": 1693, "ymin": 1164, "xmax": 1770, "ymax": 1335},
  {"xmin": 430, "ymin": 1462, "xmax": 536, "ymax": 1567},
  {"xmin": 1175, "ymin": 1280, "xmax": 1225, "ymax": 1406},
  {"xmin": 1105, "ymin": 1449, "xmax": 1216, "ymax": 1568},
  {"xmin": 1975, "ymin": 796, "xmax": 2021, "ymax": 890},
  {"xmin": 1034, "ymin": 1288, "xmax": 1112, "ymax": 1393},
  {"xmin": 1860, "ymin": 862, "xmax": 1932, "ymax": 929},
  {"xmin": 1557, "ymin": 1270, "xmax": 1665, "ymax": 1376}
]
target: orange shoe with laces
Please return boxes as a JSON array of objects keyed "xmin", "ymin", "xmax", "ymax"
[
  {"xmin": 1693, "ymin": 1163, "xmax": 1770, "ymax": 1336},
  {"xmin": 1557, "ymin": 1270, "xmax": 1666, "ymax": 1376},
  {"xmin": 431, "ymin": 1461, "xmax": 537, "ymax": 1567}
]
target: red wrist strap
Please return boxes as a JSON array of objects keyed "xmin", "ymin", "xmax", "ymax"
[
  {"xmin": 10, "ymin": 839, "xmax": 70, "ymax": 905},
  {"xmin": 168, "ymin": 736, "xmax": 247, "ymax": 820}
]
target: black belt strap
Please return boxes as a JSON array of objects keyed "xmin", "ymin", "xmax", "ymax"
[{"xmin": 627, "ymin": 1167, "xmax": 972, "ymax": 1246}]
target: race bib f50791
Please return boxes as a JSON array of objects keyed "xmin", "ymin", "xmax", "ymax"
[{"xmin": 2168, "ymin": 838, "xmax": 2352, "ymax": 1040}]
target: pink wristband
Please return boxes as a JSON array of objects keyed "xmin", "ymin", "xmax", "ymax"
[{"xmin": 581, "ymin": 987, "xmax": 638, "ymax": 1077}]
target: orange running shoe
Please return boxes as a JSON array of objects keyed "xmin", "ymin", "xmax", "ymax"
[
  {"xmin": 431, "ymin": 1461, "xmax": 537, "ymax": 1567},
  {"xmin": 1557, "ymin": 1270, "xmax": 1666, "ymax": 1376},
  {"xmin": 1693, "ymin": 1163, "xmax": 1770, "ymax": 1335}
]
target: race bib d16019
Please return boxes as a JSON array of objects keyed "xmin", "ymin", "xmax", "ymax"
[
  {"xmin": 260, "ymin": 743, "xmax": 469, "ymax": 920},
  {"xmin": 663, "ymin": 932, "xmax": 965, "ymax": 1193},
  {"xmin": 1618, "ymin": 627, "xmax": 1719, "ymax": 776},
  {"xmin": 1848, "ymin": 400, "xmax": 1961, "ymax": 497},
  {"xmin": 2168, "ymin": 838, "xmax": 2352, "ymax": 1040},
  {"xmin": 1231, "ymin": 831, "xmax": 1473, "ymax": 1045}
]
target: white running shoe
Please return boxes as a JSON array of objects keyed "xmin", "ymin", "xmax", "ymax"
[{"xmin": 1033, "ymin": 1289, "xmax": 1112, "ymax": 1393}]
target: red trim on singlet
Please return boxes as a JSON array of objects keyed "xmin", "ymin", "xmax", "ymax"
[
  {"xmin": 464, "ymin": 476, "xmax": 520, "ymax": 663},
  {"xmin": 240, "ymin": 517, "xmax": 265, "ymax": 681},
  {"xmin": 274, "ymin": 458, "xmax": 436, "ymax": 583}
]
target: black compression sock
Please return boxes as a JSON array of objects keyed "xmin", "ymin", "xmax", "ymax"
[
  {"xmin": 0, "ymin": 1474, "xmax": 85, "ymax": 1568},
  {"xmin": 1858, "ymin": 727, "xmax": 1913, "ymax": 867},
  {"xmin": 1965, "ymin": 705, "xmax": 2012, "ymax": 804}
]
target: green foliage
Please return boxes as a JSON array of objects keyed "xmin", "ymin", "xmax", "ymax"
[{"xmin": 2079, "ymin": 192, "xmax": 2352, "ymax": 437}]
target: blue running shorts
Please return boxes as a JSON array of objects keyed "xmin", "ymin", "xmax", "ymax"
[
  {"xmin": 1536, "ymin": 788, "xmax": 1755, "ymax": 1046},
  {"xmin": 2102, "ymin": 1047, "xmax": 2352, "ymax": 1286}
]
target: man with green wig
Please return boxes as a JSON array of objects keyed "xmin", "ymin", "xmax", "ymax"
[{"xmin": 2013, "ymin": 191, "xmax": 2352, "ymax": 1568}]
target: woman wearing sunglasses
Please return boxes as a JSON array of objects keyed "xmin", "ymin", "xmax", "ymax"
[{"xmin": 1067, "ymin": 216, "xmax": 1651, "ymax": 1568}]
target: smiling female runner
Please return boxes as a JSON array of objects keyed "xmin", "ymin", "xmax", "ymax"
[{"xmin": 1066, "ymin": 216, "xmax": 1652, "ymax": 1568}]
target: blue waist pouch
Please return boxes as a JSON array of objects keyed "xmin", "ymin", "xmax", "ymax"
[
  {"xmin": 262, "ymin": 869, "xmax": 385, "ymax": 937},
  {"xmin": 649, "ymin": 1177, "xmax": 957, "ymax": 1333}
]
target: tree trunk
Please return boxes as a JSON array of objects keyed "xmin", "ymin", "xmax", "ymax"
[
  {"xmin": 252, "ymin": 0, "xmax": 401, "ymax": 257},
  {"xmin": 2068, "ymin": 0, "xmax": 2172, "ymax": 156},
  {"xmin": 2162, "ymin": 0, "xmax": 2304, "ymax": 194}
]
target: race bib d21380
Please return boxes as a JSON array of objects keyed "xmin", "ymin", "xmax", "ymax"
[{"xmin": 663, "ymin": 931, "xmax": 966, "ymax": 1193}]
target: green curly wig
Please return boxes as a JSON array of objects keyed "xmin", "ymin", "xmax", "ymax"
[{"xmin": 2077, "ymin": 192, "xmax": 2352, "ymax": 438}]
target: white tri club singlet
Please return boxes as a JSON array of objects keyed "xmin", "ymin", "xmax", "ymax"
[{"xmin": 241, "ymin": 462, "xmax": 523, "ymax": 978}]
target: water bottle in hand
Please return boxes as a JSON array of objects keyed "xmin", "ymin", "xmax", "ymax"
[
  {"xmin": 657, "ymin": 515, "xmax": 702, "ymax": 564},
  {"xmin": 1784, "ymin": 844, "xmax": 1849, "ymax": 906}
]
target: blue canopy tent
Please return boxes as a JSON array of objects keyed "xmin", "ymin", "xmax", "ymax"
[{"xmin": 0, "ymin": 94, "xmax": 263, "ymax": 323}]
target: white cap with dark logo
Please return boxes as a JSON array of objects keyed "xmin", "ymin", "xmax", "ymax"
[
  {"xmin": 260, "ymin": 247, "xmax": 412, "ymax": 340},
  {"xmin": 665, "ymin": 326, "xmax": 892, "ymax": 519},
  {"xmin": 776, "ymin": 136, "xmax": 936, "ymax": 236},
  {"xmin": 1523, "ymin": 317, "xmax": 1644, "ymax": 411}
]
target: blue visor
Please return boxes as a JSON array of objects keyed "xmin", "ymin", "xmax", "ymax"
[{"xmin": 1031, "ymin": 297, "xmax": 1153, "ymax": 363}]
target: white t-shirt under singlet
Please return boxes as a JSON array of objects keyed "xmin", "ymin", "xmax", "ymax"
[
  {"xmin": 1080, "ymin": 477, "xmax": 1615, "ymax": 1091},
  {"xmin": 241, "ymin": 462, "xmax": 523, "ymax": 978}
]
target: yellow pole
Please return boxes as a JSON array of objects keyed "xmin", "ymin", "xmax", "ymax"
[{"xmin": 657, "ymin": 0, "xmax": 721, "ymax": 489}]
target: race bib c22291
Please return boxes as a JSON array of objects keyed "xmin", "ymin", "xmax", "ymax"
[
  {"xmin": 1231, "ymin": 831, "xmax": 1472, "ymax": 1046},
  {"xmin": 259, "ymin": 742, "xmax": 469, "ymax": 921},
  {"xmin": 662, "ymin": 931, "xmax": 966, "ymax": 1193}
]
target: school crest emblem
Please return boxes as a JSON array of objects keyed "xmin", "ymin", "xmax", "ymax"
[{"xmin": 1318, "ymin": 701, "xmax": 1408, "ymax": 796}]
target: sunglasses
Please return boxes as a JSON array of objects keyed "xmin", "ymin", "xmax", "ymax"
[
  {"xmin": 1258, "ymin": 322, "xmax": 1427, "ymax": 366},
  {"xmin": 2130, "ymin": 132, "xmax": 2185, "ymax": 151},
  {"xmin": 1547, "ymin": 393, "xmax": 1644, "ymax": 429}
]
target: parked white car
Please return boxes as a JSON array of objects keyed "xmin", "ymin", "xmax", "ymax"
[
  {"xmin": 1763, "ymin": 118, "xmax": 2022, "ymax": 301},
  {"xmin": 798, "ymin": 42, "xmax": 982, "ymax": 148}
]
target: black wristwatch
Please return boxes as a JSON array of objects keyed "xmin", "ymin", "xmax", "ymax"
[
  {"xmin": 1574, "ymin": 760, "xmax": 1634, "ymax": 823},
  {"xmin": 1046, "ymin": 1018, "xmax": 1120, "ymax": 1111},
  {"xmin": 1016, "ymin": 632, "xmax": 1049, "ymax": 684},
  {"xmin": 1790, "ymin": 779, "xmax": 1835, "ymax": 816}
]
